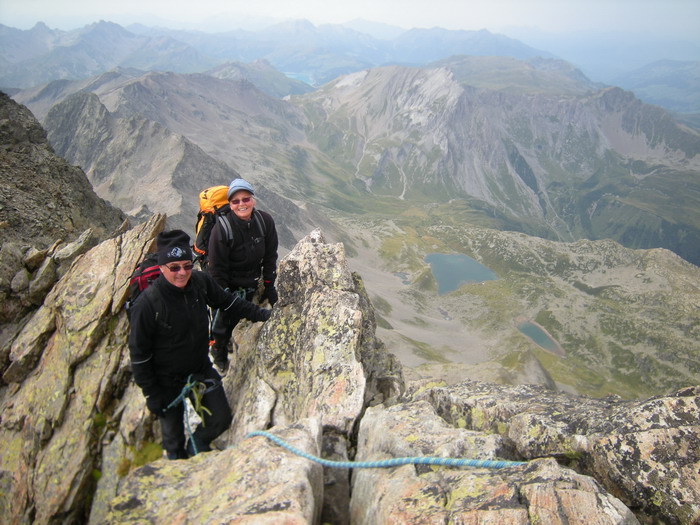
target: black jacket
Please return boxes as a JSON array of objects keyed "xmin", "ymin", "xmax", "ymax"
[
  {"xmin": 207, "ymin": 209, "xmax": 278, "ymax": 291},
  {"xmin": 128, "ymin": 270, "xmax": 270, "ymax": 394}
]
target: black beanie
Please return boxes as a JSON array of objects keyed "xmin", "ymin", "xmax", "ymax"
[{"xmin": 156, "ymin": 230, "xmax": 193, "ymax": 265}]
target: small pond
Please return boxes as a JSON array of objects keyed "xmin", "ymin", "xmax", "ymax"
[
  {"xmin": 393, "ymin": 271, "xmax": 411, "ymax": 285},
  {"xmin": 424, "ymin": 253, "xmax": 498, "ymax": 295},
  {"xmin": 516, "ymin": 321, "xmax": 563, "ymax": 355}
]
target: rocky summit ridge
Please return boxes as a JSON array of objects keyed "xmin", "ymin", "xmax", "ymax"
[
  {"xmin": 0, "ymin": 92, "xmax": 125, "ymax": 248},
  {"xmin": 0, "ymin": 92, "xmax": 126, "ymax": 362},
  {"xmin": 0, "ymin": 217, "xmax": 698, "ymax": 524}
]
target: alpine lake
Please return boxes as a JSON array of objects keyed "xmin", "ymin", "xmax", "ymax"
[{"xmin": 424, "ymin": 253, "xmax": 562, "ymax": 355}]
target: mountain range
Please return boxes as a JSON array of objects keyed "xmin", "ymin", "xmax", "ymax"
[
  {"xmin": 14, "ymin": 54, "xmax": 698, "ymax": 265},
  {"xmin": 2, "ymin": 19, "xmax": 699, "ymax": 116},
  {"xmin": 299, "ymin": 60, "xmax": 700, "ymax": 265},
  {"xmin": 3, "ymin": 18, "xmax": 700, "ymax": 399}
]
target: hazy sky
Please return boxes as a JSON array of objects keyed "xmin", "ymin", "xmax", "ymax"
[{"xmin": 1, "ymin": 0, "xmax": 699, "ymax": 40}]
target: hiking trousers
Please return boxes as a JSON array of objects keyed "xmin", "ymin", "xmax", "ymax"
[
  {"xmin": 211, "ymin": 287, "xmax": 256, "ymax": 350},
  {"xmin": 158, "ymin": 366, "xmax": 233, "ymax": 457}
]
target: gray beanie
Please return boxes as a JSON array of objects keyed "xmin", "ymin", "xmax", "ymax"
[
  {"xmin": 227, "ymin": 178, "xmax": 255, "ymax": 200},
  {"xmin": 156, "ymin": 230, "xmax": 193, "ymax": 265}
]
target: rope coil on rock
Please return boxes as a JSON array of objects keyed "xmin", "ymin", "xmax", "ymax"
[
  {"xmin": 166, "ymin": 375, "xmax": 218, "ymax": 455},
  {"xmin": 247, "ymin": 430, "xmax": 527, "ymax": 469}
]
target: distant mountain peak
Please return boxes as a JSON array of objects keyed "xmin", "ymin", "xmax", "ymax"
[
  {"xmin": 83, "ymin": 19, "xmax": 129, "ymax": 32},
  {"xmin": 29, "ymin": 21, "xmax": 52, "ymax": 32}
]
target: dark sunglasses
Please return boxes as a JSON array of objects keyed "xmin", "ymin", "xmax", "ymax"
[
  {"xmin": 230, "ymin": 196, "xmax": 252, "ymax": 205},
  {"xmin": 165, "ymin": 263, "xmax": 194, "ymax": 273}
]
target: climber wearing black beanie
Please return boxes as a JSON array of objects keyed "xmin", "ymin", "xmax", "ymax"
[
  {"xmin": 156, "ymin": 229, "xmax": 193, "ymax": 265},
  {"xmin": 128, "ymin": 229, "xmax": 273, "ymax": 460}
]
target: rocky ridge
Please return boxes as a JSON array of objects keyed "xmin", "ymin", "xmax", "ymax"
[
  {"xmin": 0, "ymin": 92, "xmax": 126, "ymax": 371},
  {"xmin": 42, "ymin": 89, "xmax": 240, "ymax": 233},
  {"xmin": 13, "ymin": 72, "xmax": 334, "ymax": 248},
  {"xmin": 0, "ymin": 217, "xmax": 697, "ymax": 524},
  {"xmin": 0, "ymin": 92, "xmax": 125, "ymax": 248}
]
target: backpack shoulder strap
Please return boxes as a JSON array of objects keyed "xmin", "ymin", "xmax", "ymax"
[
  {"xmin": 188, "ymin": 271, "xmax": 215, "ymax": 340},
  {"xmin": 253, "ymin": 209, "xmax": 267, "ymax": 238},
  {"xmin": 215, "ymin": 210, "xmax": 265, "ymax": 249},
  {"xmin": 143, "ymin": 284, "xmax": 168, "ymax": 325},
  {"xmin": 216, "ymin": 213, "xmax": 235, "ymax": 245}
]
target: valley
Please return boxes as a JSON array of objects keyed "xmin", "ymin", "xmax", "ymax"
[
  {"xmin": 4, "ymin": 22, "xmax": 700, "ymax": 401},
  {"xmin": 334, "ymin": 207, "xmax": 700, "ymax": 399}
]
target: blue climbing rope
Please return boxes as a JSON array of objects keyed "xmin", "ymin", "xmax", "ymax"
[
  {"xmin": 246, "ymin": 430, "xmax": 527, "ymax": 469},
  {"xmin": 166, "ymin": 375, "xmax": 198, "ymax": 411}
]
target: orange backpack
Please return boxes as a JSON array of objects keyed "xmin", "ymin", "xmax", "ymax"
[
  {"xmin": 193, "ymin": 186, "xmax": 231, "ymax": 266},
  {"xmin": 193, "ymin": 185, "xmax": 266, "ymax": 269}
]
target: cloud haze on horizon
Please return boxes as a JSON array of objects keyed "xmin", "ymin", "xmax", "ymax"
[{"xmin": 1, "ymin": 0, "xmax": 699, "ymax": 41}]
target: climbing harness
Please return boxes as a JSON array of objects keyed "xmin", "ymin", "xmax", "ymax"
[
  {"xmin": 165, "ymin": 374, "xmax": 219, "ymax": 455},
  {"xmin": 246, "ymin": 430, "xmax": 527, "ymax": 470}
]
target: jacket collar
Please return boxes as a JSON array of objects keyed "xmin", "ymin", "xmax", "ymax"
[{"xmin": 154, "ymin": 272, "xmax": 196, "ymax": 297}]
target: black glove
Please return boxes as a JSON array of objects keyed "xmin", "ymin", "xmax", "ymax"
[
  {"xmin": 145, "ymin": 392, "xmax": 166, "ymax": 416},
  {"xmin": 262, "ymin": 283, "xmax": 278, "ymax": 306},
  {"xmin": 259, "ymin": 308, "xmax": 272, "ymax": 322}
]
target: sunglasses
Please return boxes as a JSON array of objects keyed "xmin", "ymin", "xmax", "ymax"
[
  {"xmin": 230, "ymin": 196, "xmax": 252, "ymax": 205},
  {"xmin": 165, "ymin": 263, "xmax": 194, "ymax": 273}
]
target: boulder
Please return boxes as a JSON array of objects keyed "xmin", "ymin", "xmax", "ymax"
[
  {"xmin": 220, "ymin": 228, "xmax": 405, "ymax": 522},
  {"xmin": 88, "ymin": 382, "xmax": 159, "ymax": 524},
  {"xmin": 27, "ymin": 256, "xmax": 57, "ymax": 305},
  {"xmin": 352, "ymin": 456, "xmax": 638, "ymax": 524},
  {"xmin": 411, "ymin": 380, "xmax": 700, "ymax": 524},
  {"xmin": 0, "ymin": 214, "xmax": 165, "ymax": 524},
  {"xmin": 0, "ymin": 242, "xmax": 24, "ymax": 292},
  {"xmin": 106, "ymin": 419, "xmax": 324, "ymax": 524},
  {"xmin": 23, "ymin": 246, "xmax": 48, "ymax": 271},
  {"xmin": 2, "ymin": 305, "xmax": 55, "ymax": 384},
  {"xmin": 52, "ymin": 228, "xmax": 97, "ymax": 276},
  {"xmin": 352, "ymin": 396, "xmax": 638, "ymax": 524},
  {"xmin": 10, "ymin": 267, "xmax": 30, "ymax": 294}
]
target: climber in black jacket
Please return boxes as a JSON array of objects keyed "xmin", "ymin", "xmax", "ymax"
[
  {"xmin": 207, "ymin": 177, "xmax": 279, "ymax": 372},
  {"xmin": 128, "ymin": 229, "xmax": 271, "ymax": 460}
]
